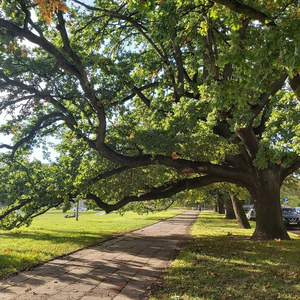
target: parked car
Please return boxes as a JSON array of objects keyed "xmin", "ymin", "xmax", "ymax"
[
  {"xmin": 246, "ymin": 208, "xmax": 256, "ymax": 221},
  {"xmin": 281, "ymin": 207, "xmax": 300, "ymax": 227},
  {"xmin": 73, "ymin": 207, "xmax": 87, "ymax": 211},
  {"xmin": 243, "ymin": 205, "xmax": 253, "ymax": 214}
]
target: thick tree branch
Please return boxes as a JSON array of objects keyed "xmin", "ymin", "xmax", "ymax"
[
  {"xmin": 213, "ymin": 122, "xmax": 254, "ymax": 165},
  {"xmin": 0, "ymin": 17, "xmax": 105, "ymax": 139},
  {"xmin": 205, "ymin": 15, "xmax": 219, "ymax": 79},
  {"xmin": 55, "ymin": 11, "xmax": 107, "ymax": 144},
  {"xmin": 120, "ymin": 82, "xmax": 159, "ymax": 104},
  {"xmin": 213, "ymin": 0, "xmax": 276, "ymax": 26},
  {"xmin": 21, "ymin": 1, "xmax": 44, "ymax": 36},
  {"xmin": 171, "ymin": 34, "xmax": 185, "ymax": 93},
  {"xmin": 251, "ymin": 73, "xmax": 288, "ymax": 121},
  {"xmin": 0, "ymin": 73, "xmax": 97, "ymax": 151},
  {"xmin": 57, "ymin": 12, "xmax": 87, "ymax": 78},
  {"xmin": 86, "ymin": 172, "xmax": 246, "ymax": 213},
  {"xmin": 236, "ymin": 127, "xmax": 259, "ymax": 160},
  {"xmin": 83, "ymin": 152, "xmax": 254, "ymax": 190},
  {"xmin": 86, "ymin": 175, "xmax": 220, "ymax": 213},
  {"xmin": 132, "ymin": 86, "xmax": 151, "ymax": 107},
  {"xmin": 213, "ymin": 121, "xmax": 233, "ymax": 139},
  {"xmin": 289, "ymin": 74, "xmax": 300, "ymax": 101},
  {"xmin": 0, "ymin": 19, "xmax": 80, "ymax": 77},
  {"xmin": 222, "ymin": 18, "xmax": 250, "ymax": 80},
  {"xmin": 0, "ymin": 70, "xmax": 38, "ymax": 94},
  {"xmin": 0, "ymin": 109, "xmax": 93, "ymax": 159},
  {"xmin": 281, "ymin": 160, "xmax": 300, "ymax": 181}
]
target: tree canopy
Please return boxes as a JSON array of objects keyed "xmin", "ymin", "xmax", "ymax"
[{"xmin": 0, "ymin": 0, "xmax": 300, "ymax": 239}]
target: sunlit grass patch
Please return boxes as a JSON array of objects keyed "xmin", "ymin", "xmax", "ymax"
[
  {"xmin": 151, "ymin": 211, "xmax": 300, "ymax": 300},
  {"xmin": 0, "ymin": 210, "xmax": 182, "ymax": 278}
]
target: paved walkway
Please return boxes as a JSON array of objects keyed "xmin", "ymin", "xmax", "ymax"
[{"xmin": 0, "ymin": 211, "xmax": 199, "ymax": 300}]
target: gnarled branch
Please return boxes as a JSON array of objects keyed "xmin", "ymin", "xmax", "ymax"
[
  {"xmin": 213, "ymin": 0, "xmax": 276, "ymax": 26},
  {"xmin": 0, "ymin": 112, "xmax": 64, "ymax": 158},
  {"xmin": 86, "ymin": 175, "xmax": 225, "ymax": 213}
]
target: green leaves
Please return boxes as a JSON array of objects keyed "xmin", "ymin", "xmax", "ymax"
[{"xmin": 0, "ymin": 0, "xmax": 300, "ymax": 231}]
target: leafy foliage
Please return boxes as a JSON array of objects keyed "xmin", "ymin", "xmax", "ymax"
[{"xmin": 0, "ymin": 0, "xmax": 299, "ymax": 239}]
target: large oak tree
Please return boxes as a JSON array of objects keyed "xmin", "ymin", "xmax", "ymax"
[{"xmin": 0, "ymin": 0, "xmax": 300, "ymax": 240}]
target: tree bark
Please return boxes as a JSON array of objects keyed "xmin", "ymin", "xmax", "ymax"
[
  {"xmin": 230, "ymin": 194, "xmax": 251, "ymax": 229},
  {"xmin": 225, "ymin": 196, "xmax": 236, "ymax": 219},
  {"xmin": 216, "ymin": 193, "xmax": 225, "ymax": 214},
  {"xmin": 250, "ymin": 169, "xmax": 290, "ymax": 240}
]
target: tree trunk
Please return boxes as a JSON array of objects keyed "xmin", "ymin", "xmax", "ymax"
[
  {"xmin": 216, "ymin": 193, "xmax": 225, "ymax": 214},
  {"xmin": 225, "ymin": 196, "xmax": 236, "ymax": 219},
  {"xmin": 250, "ymin": 169, "xmax": 290, "ymax": 240},
  {"xmin": 230, "ymin": 194, "xmax": 251, "ymax": 229}
]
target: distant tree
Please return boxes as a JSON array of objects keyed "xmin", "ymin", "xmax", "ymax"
[
  {"xmin": 201, "ymin": 183, "xmax": 251, "ymax": 226},
  {"xmin": 225, "ymin": 195, "xmax": 235, "ymax": 219},
  {"xmin": 0, "ymin": 0, "xmax": 300, "ymax": 240},
  {"xmin": 230, "ymin": 194, "xmax": 251, "ymax": 229},
  {"xmin": 281, "ymin": 175, "xmax": 300, "ymax": 207},
  {"xmin": 216, "ymin": 192, "xmax": 225, "ymax": 214}
]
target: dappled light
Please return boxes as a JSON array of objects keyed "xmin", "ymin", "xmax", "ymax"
[
  {"xmin": 152, "ymin": 212, "xmax": 300, "ymax": 299},
  {"xmin": 0, "ymin": 210, "xmax": 182, "ymax": 278},
  {"xmin": 0, "ymin": 211, "xmax": 198, "ymax": 299},
  {"xmin": 0, "ymin": 0, "xmax": 299, "ymax": 241}
]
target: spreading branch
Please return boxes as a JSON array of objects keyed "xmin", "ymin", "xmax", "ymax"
[
  {"xmin": 251, "ymin": 73, "xmax": 288, "ymax": 121},
  {"xmin": 86, "ymin": 175, "xmax": 226, "ymax": 213},
  {"xmin": 120, "ymin": 82, "xmax": 159, "ymax": 104},
  {"xmin": 0, "ymin": 112, "xmax": 64, "ymax": 158},
  {"xmin": 213, "ymin": 0, "xmax": 276, "ymax": 26}
]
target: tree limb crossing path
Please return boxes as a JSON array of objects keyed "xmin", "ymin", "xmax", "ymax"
[{"xmin": 0, "ymin": 211, "xmax": 199, "ymax": 300}]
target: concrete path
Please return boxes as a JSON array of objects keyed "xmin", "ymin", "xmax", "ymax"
[{"xmin": 0, "ymin": 211, "xmax": 199, "ymax": 300}]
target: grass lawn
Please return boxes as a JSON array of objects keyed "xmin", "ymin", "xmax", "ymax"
[
  {"xmin": 151, "ymin": 212, "xmax": 300, "ymax": 300},
  {"xmin": 0, "ymin": 209, "xmax": 182, "ymax": 278}
]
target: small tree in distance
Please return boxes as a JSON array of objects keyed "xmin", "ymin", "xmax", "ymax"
[{"xmin": 0, "ymin": 0, "xmax": 300, "ymax": 240}]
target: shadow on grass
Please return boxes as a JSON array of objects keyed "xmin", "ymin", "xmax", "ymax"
[
  {"xmin": 0, "ymin": 211, "xmax": 191, "ymax": 279},
  {"xmin": 0, "ymin": 230, "xmax": 113, "ymax": 278},
  {"xmin": 153, "ymin": 217, "xmax": 300, "ymax": 300},
  {"xmin": 0, "ymin": 211, "xmax": 198, "ymax": 300},
  {"xmin": 1, "ymin": 230, "xmax": 109, "ymax": 243}
]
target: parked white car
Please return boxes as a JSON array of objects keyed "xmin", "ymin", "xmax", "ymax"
[{"xmin": 246, "ymin": 208, "xmax": 256, "ymax": 221}]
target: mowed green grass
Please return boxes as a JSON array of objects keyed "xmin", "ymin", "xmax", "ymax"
[
  {"xmin": 0, "ymin": 210, "xmax": 182, "ymax": 278},
  {"xmin": 151, "ymin": 212, "xmax": 300, "ymax": 300}
]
